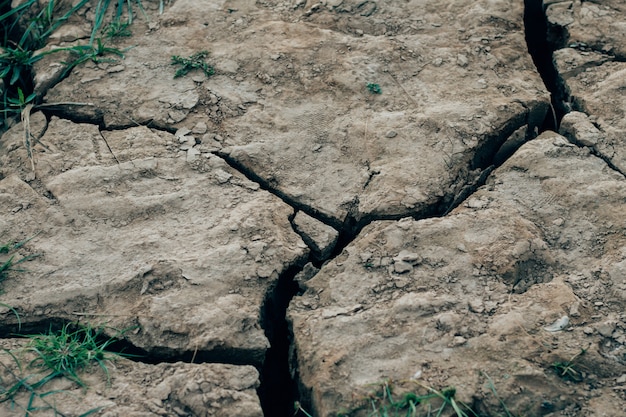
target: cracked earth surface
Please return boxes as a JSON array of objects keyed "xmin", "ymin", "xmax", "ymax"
[{"xmin": 0, "ymin": 0, "xmax": 625, "ymax": 416}]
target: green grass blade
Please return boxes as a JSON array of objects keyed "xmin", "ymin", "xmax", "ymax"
[
  {"xmin": 90, "ymin": 0, "xmax": 111, "ymax": 45},
  {"xmin": 0, "ymin": 0, "xmax": 37, "ymax": 23}
]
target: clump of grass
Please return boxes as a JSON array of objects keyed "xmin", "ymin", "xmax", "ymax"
[
  {"xmin": 1, "ymin": 0, "xmax": 148, "ymax": 129},
  {"xmin": 552, "ymin": 348, "xmax": 586, "ymax": 382},
  {"xmin": 0, "ymin": 322, "xmax": 126, "ymax": 416},
  {"xmin": 171, "ymin": 50, "xmax": 215, "ymax": 79},
  {"xmin": 366, "ymin": 82, "xmax": 382, "ymax": 94},
  {"xmin": 0, "ymin": 0, "xmax": 90, "ymax": 88},
  {"xmin": 338, "ymin": 379, "xmax": 478, "ymax": 417},
  {"xmin": 103, "ymin": 19, "xmax": 132, "ymax": 39},
  {"xmin": 25, "ymin": 322, "xmax": 131, "ymax": 387},
  {"xmin": 61, "ymin": 37, "xmax": 126, "ymax": 75}
]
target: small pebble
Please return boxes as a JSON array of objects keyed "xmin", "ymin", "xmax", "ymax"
[
  {"xmin": 192, "ymin": 122, "xmax": 208, "ymax": 134},
  {"xmin": 186, "ymin": 148, "xmax": 200, "ymax": 162},
  {"xmin": 393, "ymin": 261, "xmax": 413, "ymax": 274}
]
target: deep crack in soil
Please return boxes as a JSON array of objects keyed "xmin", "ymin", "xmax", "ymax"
[{"xmin": 523, "ymin": 0, "xmax": 572, "ymax": 127}]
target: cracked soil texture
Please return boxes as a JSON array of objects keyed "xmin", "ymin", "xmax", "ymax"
[{"xmin": 0, "ymin": 0, "xmax": 625, "ymax": 416}]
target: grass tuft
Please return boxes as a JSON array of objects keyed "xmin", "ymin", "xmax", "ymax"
[
  {"xmin": 552, "ymin": 348, "xmax": 587, "ymax": 382},
  {"xmin": 366, "ymin": 83, "xmax": 382, "ymax": 94},
  {"xmin": 171, "ymin": 50, "xmax": 215, "ymax": 79},
  {"xmin": 336, "ymin": 379, "xmax": 479, "ymax": 417},
  {"xmin": 25, "ymin": 322, "xmax": 131, "ymax": 387}
]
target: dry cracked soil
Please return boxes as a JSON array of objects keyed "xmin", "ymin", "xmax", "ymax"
[{"xmin": 0, "ymin": 0, "xmax": 625, "ymax": 416}]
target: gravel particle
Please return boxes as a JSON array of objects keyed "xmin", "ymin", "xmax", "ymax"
[{"xmin": 393, "ymin": 261, "xmax": 413, "ymax": 274}]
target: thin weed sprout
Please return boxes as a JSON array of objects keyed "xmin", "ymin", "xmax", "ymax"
[
  {"xmin": 482, "ymin": 372, "xmax": 516, "ymax": 417},
  {"xmin": 294, "ymin": 401, "xmax": 314, "ymax": 417},
  {"xmin": 0, "ymin": 235, "xmax": 40, "ymax": 284}
]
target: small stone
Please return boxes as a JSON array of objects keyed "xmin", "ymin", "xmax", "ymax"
[
  {"xmin": 457, "ymin": 54, "xmax": 469, "ymax": 67},
  {"xmin": 360, "ymin": 252, "xmax": 373, "ymax": 263},
  {"xmin": 186, "ymin": 147, "xmax": 201, "ymax": 162},
  {"xmin": 168, "ymin": 109, "xmax": 188, "ymax": 123},
  {"xmin": 393, "ymin": 261, "xmax": 413, "ymax": 274},
  {"xmin": 178, "ymin": 135, "xmax": 195, "ymax": 144},
  {"xmin": 192, "ymin": 122, "xmax": 208, "ymax": 134},
  {"xmin": 257, "ymin": 266, "xmax": 275, "ymax": 279},
  {"xmin": 393, "ymin": 250, "xmax": 422, "ymax": 265},
  {"xmin": 616, "ymin": 374, "xmax": 626, "ymax": 384},
  {"xmin": 559, "ymin": 112, "xmax": 603, "ymax": 147},
  {"xmin": 385, "ymin": 130, "xmax": 398, "ymax": 138},
  {"xmin": 468, "ymin": 299, "xmax": 484, "ymax": 313},
  {"xmin": 583, "ymin": 326, "xmax": 594, "ymax": 335},
  {"xmin": 466, "ymin": 197, "xmax": 488, "ymax": 209},
  {"xmin": 596, "ymin": 321, "xmax": 616, "ymax": 337},
  {"xmin": 569, "ymin": 302, "xmax": 581, "ymax": 317},
  {"xmin": 214, "ymin": 169, "xmax": 233, "ymax": 184},
  {"xmin": 450, "ymin": 336, "xmax": 467, "ymax": 347},
  {"xmin": 394, "ymin": 278, "xmax": 409, "ymax": 288},
  {"xmin": 107, "ymin": 65, "xmax": 125, "ymax": 73},
  {"xmin": 552, "ymin": 218, "xmax": 564, "ymax": 226},
  {"xmin": 544, "ymin": 316, "xmax": 569, "ymax": 332},
  {"xmin": 150, "ymin": 381, "xmax": 171, "ymax": 401}
]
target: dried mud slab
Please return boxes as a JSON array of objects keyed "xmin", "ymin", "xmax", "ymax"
[
  {"xmin": 547, "ymin": 0, "xmax": 626, "ymax": 173},
  {"xmin": 288, "ymin": 132, "xmax": 626, "ymax": 416},
  {"xmin": 0, "ymin": 339, "xmax": 263, "ymax": 417},
  {"xmin": 44, "ymin": 0, "xmax": 549, "ymax": 226},
  {"xmin": 0, "ymin": 116, "xmax": 308, "ymax": 365}
]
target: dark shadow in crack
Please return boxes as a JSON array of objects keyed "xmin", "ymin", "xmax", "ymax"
[{"xmin": 524, "ymin": 0, "xmax": 572, "ymax": 128}]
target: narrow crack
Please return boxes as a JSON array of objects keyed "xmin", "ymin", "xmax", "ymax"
[
  {"xmin": 214, "ymin": 150, "xmax": 345, "ymax": 231},
  {"xmin": 523, "ymin": 0, "xmax": 572, "ymax": 128},
  {"xmin": 97, "ymin": 129, "xmax": 121, "ymax": 164},
  {"xmin": 588, "ymin": 147, "xmax": 626, "ymax": 178}
]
